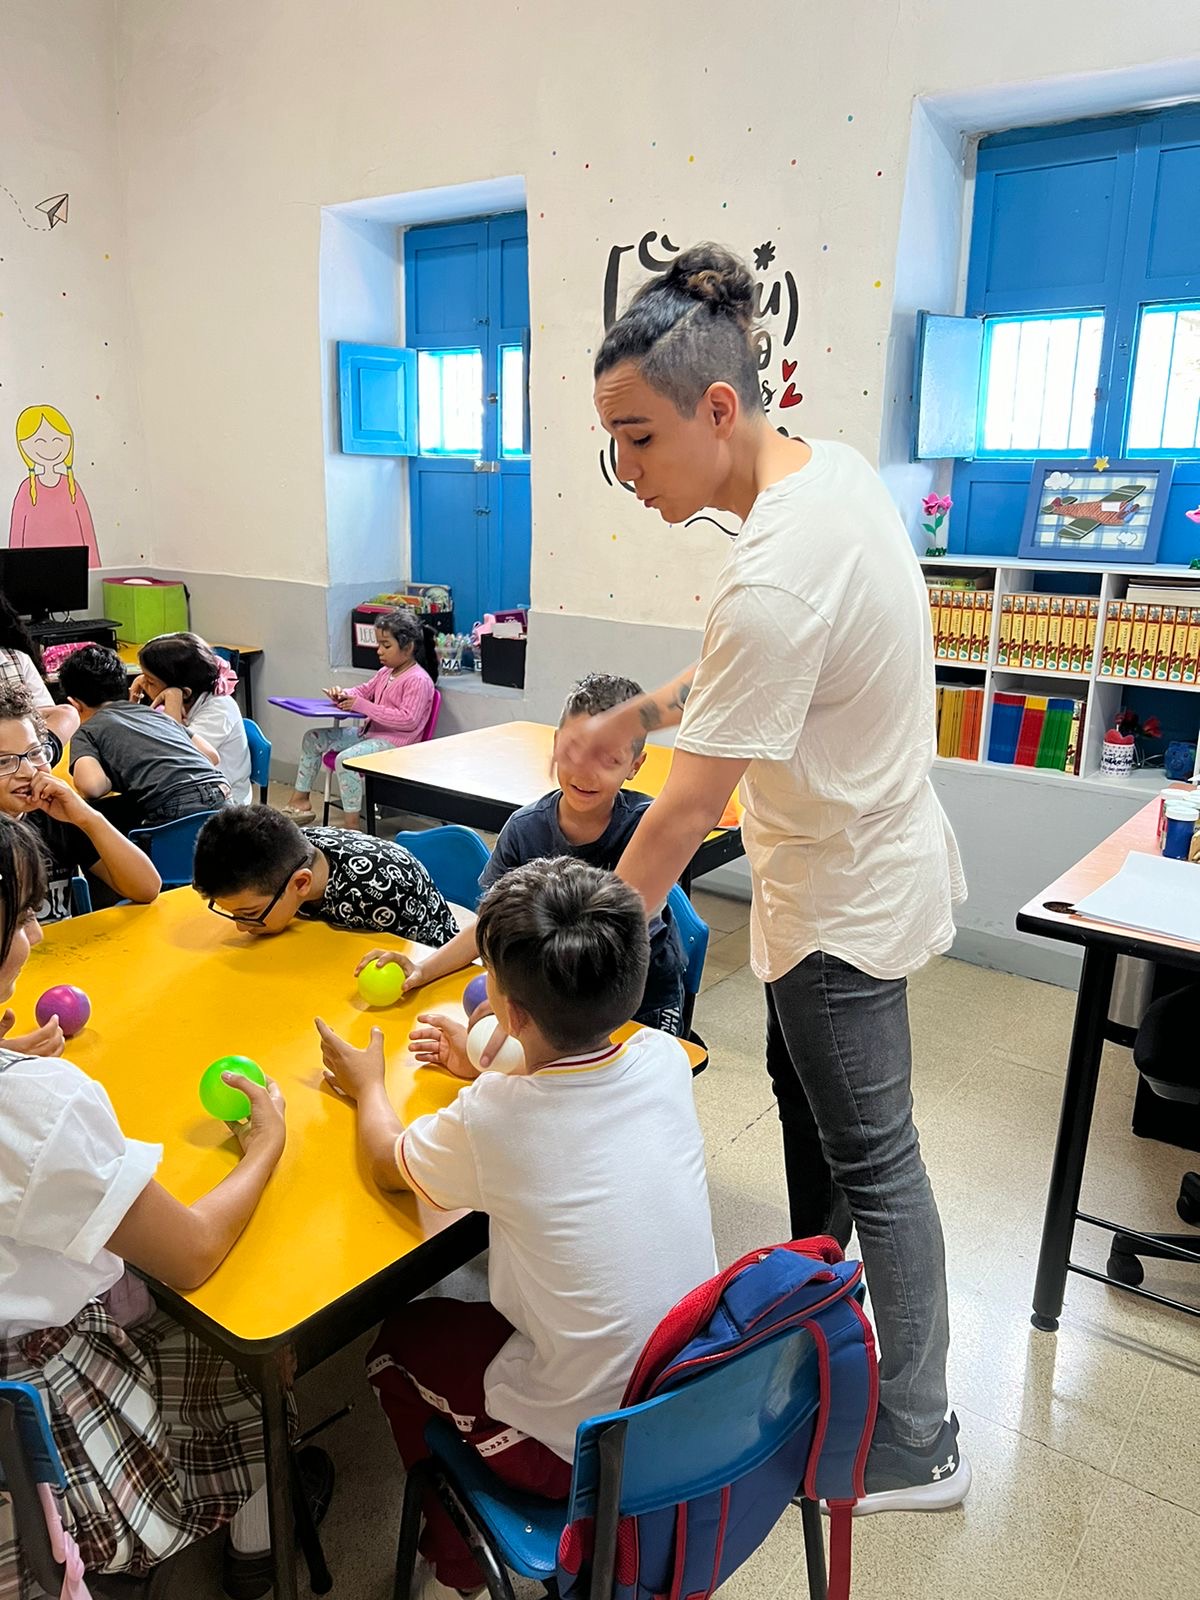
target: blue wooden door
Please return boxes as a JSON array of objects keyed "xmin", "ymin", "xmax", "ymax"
[{"xmin": 405, "ymin": 214, "xmax": 530, "ymax": 629}]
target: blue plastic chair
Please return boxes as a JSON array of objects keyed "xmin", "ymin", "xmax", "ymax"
[
  {"xmin": 0, "ymin": 1380, "xmax": 176, "ymax": 1598},
  {"xmin": 393, "ymin": 1324, "xmax": 827, "ymax": 1600},
  {"xmin": 0, "ymin": 1382, "xmax": 66, "ymax": 1599},
  {"xmin": 392, "ymin": 825, "xmax": 492, "ymax": 912},
  {"xmin": 129, "ymin": 809, "xmax": 215, "ymax": 890},
  {"xmin": 243, "ymin": 717, "xmax": 272, "ymax": 804},
  {"xmin": 665, "ymin": 884, "xmax": 710, "ymax": 1040}
]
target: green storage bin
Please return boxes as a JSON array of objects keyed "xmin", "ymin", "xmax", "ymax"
[{"xmin": 102, "ymin": 578, "xmax": 189, "ymax": 646}]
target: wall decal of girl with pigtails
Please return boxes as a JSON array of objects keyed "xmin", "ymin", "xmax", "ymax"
[{"xmin": 9, "ymin": 405, "xmax": 100, "ymax": 567}]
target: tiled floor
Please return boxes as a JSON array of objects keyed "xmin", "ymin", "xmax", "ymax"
[{"xmin": 186, "ymin": 821, "xmax": 1200, "ymax": 1598}]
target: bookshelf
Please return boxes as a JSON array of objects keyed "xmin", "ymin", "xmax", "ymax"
[{"xmin": 923, "ymin": 556, "xmax": 1200, "ymax": 796}]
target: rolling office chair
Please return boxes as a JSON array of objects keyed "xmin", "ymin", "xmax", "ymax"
[{"xmin": 1106, "ymin": 980, "xmax": 1200, "ymax": 1287}]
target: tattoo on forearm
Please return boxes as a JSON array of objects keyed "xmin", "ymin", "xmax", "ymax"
[
  {"xmin": 670, "ymin": 681, "xmax": 691, "ymax": 712},
  {"xmin": 638, "ymin": 701, "xmax": 664, "ymax": 732}
]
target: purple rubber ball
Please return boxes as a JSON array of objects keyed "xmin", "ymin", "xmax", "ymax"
[
  {"xmin": 35, "ymin": 985, "xmax": 92, "ymax": 1039},
  {"xmin": 463, "ymin": 972, "xmax": 489, "ymax": 1016}
]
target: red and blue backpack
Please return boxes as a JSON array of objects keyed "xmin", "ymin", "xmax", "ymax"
[{"xmin": 556, "ymin": 1239, "xmax": 877, "ymax": 1600}]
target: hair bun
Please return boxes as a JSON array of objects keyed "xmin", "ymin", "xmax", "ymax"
[{"xmin": 666, "ymin": 244, "xmax": 755, "ymax": 327}]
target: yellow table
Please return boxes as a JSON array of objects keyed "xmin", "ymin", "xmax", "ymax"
[
  {"xmin": 26, "ymin": 891, "xmax": 484, "ymax": 1598},
  {"xmin": 26, "ymin": 890, "xmax": 701, "ymax": 1596},
  {"xmin": 345, "ymin": 720, "xmax": 745, "ymax": 889}
]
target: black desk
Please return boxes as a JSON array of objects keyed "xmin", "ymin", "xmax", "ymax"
[{"xmin": 1016, "ymin": 795, "xmax": 1200, "ymax": 1332}]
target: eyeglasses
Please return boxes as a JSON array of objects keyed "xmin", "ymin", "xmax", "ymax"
[
  {"xmin": 207, "ymin": 857, "xmax": 309, "ymax": 927},
  {"xmin": 0, "ymin": 744, "xmax": 55, "ymax": 779}
]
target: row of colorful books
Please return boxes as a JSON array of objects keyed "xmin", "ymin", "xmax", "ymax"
[
  {"xmin": 928, "ymin": 587, "xmax": 993, "ymax": 663},
  {"xmin": 996, "ymin": 594, "xmax": 1099, "ymax": 673},
  {"xmin": 1097, "ymin": 599, "xmax": 1200, "ymax": 684},
  {"xmin": 986, "ymin": 693, "xmax": 1085, "ymax": 772},
  {"xmin": 935, "ymin": 684, "xmax": 984, "ymax": 760}
]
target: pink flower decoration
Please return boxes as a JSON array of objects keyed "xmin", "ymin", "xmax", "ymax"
[
  {"xmin": 922, "ymin": 494, "xmax": 941, "ymax": 515},
  {"xmin": 936, "ymin": 495, "xmax": 953, "ymax": 513},
  {"xmin": 1185, "ymin": 506, "xmax": 1200, "ymax": 524}
]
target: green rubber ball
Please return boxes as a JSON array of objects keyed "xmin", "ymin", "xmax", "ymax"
[
  {"xmin": 200, "ymin": 1056, "xmax": 267, "ymax": 1121},
  {"xmin": 357, "ymin": 960, "xmax": 407, "ymax": 1006}
]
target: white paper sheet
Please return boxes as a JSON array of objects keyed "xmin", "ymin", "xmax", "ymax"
[{"xmin": 1075, "ymin": 851, "xmax": 1200, "ymax": 944}]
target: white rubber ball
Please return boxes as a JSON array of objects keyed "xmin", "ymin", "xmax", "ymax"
[{"xmin": 466, "ymin": 1018, "xmax": 525, "ymax": 1075}]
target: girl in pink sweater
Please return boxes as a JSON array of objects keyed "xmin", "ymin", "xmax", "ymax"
[{"xmin": 284, "ymin": 610, "xmax": 438, "ymax": 829}]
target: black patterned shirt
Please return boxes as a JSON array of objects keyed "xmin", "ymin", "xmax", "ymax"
[{"xmin": 299, "ymin": 827, "xmax": 457, "ymax": 946}]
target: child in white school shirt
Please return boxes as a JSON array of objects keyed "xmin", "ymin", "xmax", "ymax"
[
  {"xmin": 0, "ymin": 820, "xmax": 331, "ymax": 1600},
  {"xmin": 316, "ymin": 857, "xmax": 716, "ymax": 1599}
]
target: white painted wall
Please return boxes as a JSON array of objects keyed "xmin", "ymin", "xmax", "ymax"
[
  {"xmin": 318, "ymin": 211, "xmax": 405, "ymax": 591},
  {"xmin": 1, "ymin": 0, "xmax": 151, "ymax": 575},
  {"xmin": 110, "ymin": 3, "xmax": 1200, "ymax": 625}
]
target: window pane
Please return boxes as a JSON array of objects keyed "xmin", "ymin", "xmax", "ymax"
[
  {"xmin": 499, "ymin": 344, "xmax": 527, "ymax": 457},
  {"xmin": 417, "ymin": 350, "xmax": 482, "ymax": 455},
  {"xmin": 1127, "ymin": 303, "xmax": 1200, "ymax": 452},
  {"xmin": 979, "ymin": 313, "xmax": 1103, "ymax": 455}
]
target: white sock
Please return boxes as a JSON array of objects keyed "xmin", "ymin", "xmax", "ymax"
[{"xmin": 229, "ymin": 1485, "xmax": 270, "ymax": 1554}]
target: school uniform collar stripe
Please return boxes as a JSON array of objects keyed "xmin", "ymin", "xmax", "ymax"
[{"xmin": 539, "ymin": 1042, "xmax": 628, "ymax": 1076}]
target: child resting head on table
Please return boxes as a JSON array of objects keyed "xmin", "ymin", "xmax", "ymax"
[
  {"xmin": 0, "ymin": 684, "xmax": 161, "ymax": 927},
  {"xmin": 192, "ymin": 802, "xmax": 458, "ymax": 947},
  {"xmin": 351, "ymin": 672, "xmax": 688, "ymax": 1052},
  {"xmin": 0, "ymin": 819, "xmax": 333, "ymax": 1600},
  {"xmin": 314, "ymin": 856, "xmax": 716, "ymax": 1597}
]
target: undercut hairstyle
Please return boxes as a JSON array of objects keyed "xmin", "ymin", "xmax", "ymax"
[
  {"xmin": 138, "ymin": 633, "xmax": 224, "ymax": 702},
  {"xmin": 594, "ymin": 242, "xmax": 763, "ymax": 417},
  {"xmin": 0, "ymin": 816, "xmax": 48, "ymax": 963},
  {"xmin": 192, "ymin": 804, "xmax": 314, "ymax": 899},
  {"xmin": 476, "ymin": 857, "xmax": 650, "ymax": 1055},
  {"xmin": 559, "ymin": 672, "xmax": 646, "ymax": 756},
  {"xmin": 57, "ymin": 645, "xmax": 131, "ymax": 708}
]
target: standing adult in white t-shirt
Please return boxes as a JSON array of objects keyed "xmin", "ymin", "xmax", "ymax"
[{"xmin": 565, "ymin": 244, "xmax": 969, "ymax": 1514}]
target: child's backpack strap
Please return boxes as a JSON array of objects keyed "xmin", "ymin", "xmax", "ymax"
[{"xmin": 591, "ymin": 1239, "xmax": 876, "ymax": 1600}]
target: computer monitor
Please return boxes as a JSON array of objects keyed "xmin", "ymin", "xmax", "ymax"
[{"xmin": 0, "ymin": 546, "xmax": 90, "ymax": 624}]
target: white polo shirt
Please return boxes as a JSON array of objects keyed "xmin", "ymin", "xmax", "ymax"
[
  {"xmin": 0, "ymin": 1052, "xmax": 162, "ymax": 1339},
  {"xmin": 397, "ymin": 1029, "xmax": 716, "ymax": 1460},
  {"xmin": 677, "ymin": 440, "xmax": 965, "ymax": 983}
]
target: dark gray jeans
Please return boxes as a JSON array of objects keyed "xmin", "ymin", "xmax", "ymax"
[{"xmin": 766, "ymin": 951, "xmax": 950, "ymax": 1449}]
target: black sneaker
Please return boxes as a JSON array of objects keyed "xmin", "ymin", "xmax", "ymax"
[
  {"xmin": 222, "ymin": 1446, "xmax": 336, "ymax": 1600},
  {"xmin": 852, "ymin": 1411, "xmax": 970, "ymax": 1515}
]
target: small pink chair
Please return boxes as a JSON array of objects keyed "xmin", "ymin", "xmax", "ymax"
[{"xmin": 320, "ymin": 689, "xmax": 442, "ymax": 825}]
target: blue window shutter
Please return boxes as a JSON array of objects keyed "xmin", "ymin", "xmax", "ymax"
[
  {"xmin": 404, "ymin": 221, "xmax": 488, "ymax": 349},
  {"xmin": 338, "ymin": 342, "xmax": 417, "ymax": 456},
  {"xmin": 912, "ymin": 312, "xmax": 983, "ymax": 459}
]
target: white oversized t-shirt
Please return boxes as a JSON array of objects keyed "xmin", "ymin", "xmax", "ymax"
[
  {"xmin": 185, "ymin": 692, "xmax": 252, "ymax": 805},
  {"xmin": 677, "ymin": 439, "xmax": 965, "ymax": 983},
  {"xmin": 396, "ymin": 1029, "xmax": 716, "ymax": 1460},
  {"xmin": 0, "ymin": 1051, "xmax": 162, "ymax": 1338}
]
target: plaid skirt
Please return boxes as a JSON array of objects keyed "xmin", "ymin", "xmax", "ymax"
[{"xmin": 0, "ymin": 1296, "xmax": 266, "ymax": 1599}]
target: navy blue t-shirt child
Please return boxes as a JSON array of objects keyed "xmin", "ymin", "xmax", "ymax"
[{"xmin": 479, "ymin": 790, "xmax": 687, "ymax": 1023}]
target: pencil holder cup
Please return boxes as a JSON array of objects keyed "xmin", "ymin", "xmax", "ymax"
[{"xmin": 1101, "ymin": 738, "xmax": 1135, "ymax": 776}]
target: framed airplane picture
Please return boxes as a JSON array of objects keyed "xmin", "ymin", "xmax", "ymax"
[{"xmin": 1019, "ymin": 458, "xmax": 1175, "ymax": 564}]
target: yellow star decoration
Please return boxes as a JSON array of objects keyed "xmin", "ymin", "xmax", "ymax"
[{"xmin": 1094, "ymin": 456, "xmax": 1110, "ymax": 471}]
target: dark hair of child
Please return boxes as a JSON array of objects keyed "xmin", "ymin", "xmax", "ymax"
[
  {"xmin": 192, "ymin": 804, "xmax": 314, "ymax": 900},
  {"xmin": 475, "ymin": 856, "xmax": 650, "ymax": 1055},
  {"xmin": 57, "ymin": 645, "xmax": 133, "ymax": 708}
]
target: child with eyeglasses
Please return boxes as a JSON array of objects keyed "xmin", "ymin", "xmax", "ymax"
[
  {"xmin": 191, "ymin": 804, "xmax": 458, "ymax": 946},
  {"xmin": 0, "ymin": 685, "xmax": 161, "ymax": 935}
]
